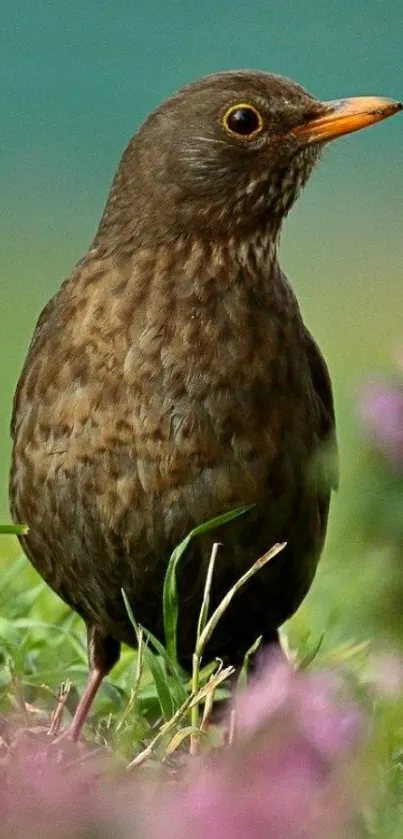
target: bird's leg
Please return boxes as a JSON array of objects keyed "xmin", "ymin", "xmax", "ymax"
[{"xmin": 67, "ymin": 627, "xmax": 120, "ymax": 742}]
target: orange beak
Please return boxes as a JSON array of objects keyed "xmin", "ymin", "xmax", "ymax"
[{"xmin": 292, "ymin": 96, "xmax": 402, "ymax": 143}]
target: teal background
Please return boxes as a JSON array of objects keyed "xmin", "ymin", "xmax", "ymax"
[{"xmin": 1, "ymin": 1, "xmax": 402, "ymax": 635}]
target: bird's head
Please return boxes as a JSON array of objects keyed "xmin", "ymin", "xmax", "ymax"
[{"xmin": 97, "ymin": 70, "xmax": 401, "ymax": 249}]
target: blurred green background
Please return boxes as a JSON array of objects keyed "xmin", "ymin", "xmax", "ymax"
[{"xmin": 1, "ymin": 0, "xmax": 402, "ymax": 646}]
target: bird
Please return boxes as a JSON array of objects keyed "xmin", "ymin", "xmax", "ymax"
[{"xmin": 9, "ymin": 70, "xmax": 401, "ymax": 740}]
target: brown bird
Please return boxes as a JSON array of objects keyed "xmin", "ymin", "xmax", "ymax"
[{"xmin": 10, "ymin": 70, "xmax": 401, "ymax": 740}]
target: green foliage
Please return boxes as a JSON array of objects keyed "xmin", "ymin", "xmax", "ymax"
[
  {"xmin": 162, "ymin": 505, "xmax": 254, "ymax": 664},
  {"xmin": 0, "ymin": 524, "xmax": 27, "ymax": 535}
]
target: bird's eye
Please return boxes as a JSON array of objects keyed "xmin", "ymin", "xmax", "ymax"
[{"xmin": 222, "ymin": 104, "xmax": 263, "ymax": 139}]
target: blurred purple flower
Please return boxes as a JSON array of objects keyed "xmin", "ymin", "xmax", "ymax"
[
  {"xmin": 236, "ymin": 652, "xmax": 361, "ymax": 760},
  {"xmin": 0, "ymin": 733, "xmax": 127, "ymax": 839},
  {"xmin": 357, "ymin": 378, "xmax": 403, "ymax": 468},
  {"xmin": 160, "ymin": 653, "xmax": 363, "ymax": 839},
  {"xmin": 0, "ymin": 655, "xmax": 364, "ymax": 839}
]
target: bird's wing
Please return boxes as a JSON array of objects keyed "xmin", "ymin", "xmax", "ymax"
[{"xmin": 304, "ymin": 328, "xmax": 339, "ymax": 492}]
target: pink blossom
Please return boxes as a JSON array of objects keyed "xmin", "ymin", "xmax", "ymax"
[
  {"xmin": 357, "ymin": 379, "xmax": 403, "ymax": 468},
  {"xmin": 0, "ymin": 655, "xmax": 363, "ymax": 839}
]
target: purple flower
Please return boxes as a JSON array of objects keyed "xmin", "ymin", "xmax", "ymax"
[
  {"xmin": 357, "ymin": 378, "xmax": 403, "ymax": 468},
  {"xmin": 0, "ymin": 732, "xmax": 128, "ymax": 839},
  {"xmin": 160, "ymin": 653, "xmax": 363, "ymax": 839},
  {"xmin": 235, "ymin": 652, "xmax": 361, "ymax": 760},
  {"xmin": 0, "ymin": 655, "xmax": 364, "ymax": 839}
]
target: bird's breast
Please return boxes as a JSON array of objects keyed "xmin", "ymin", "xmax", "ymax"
[
  {"xmin": 12, "ymin": 246, "xmax": 319, "ymax": 533},
  {"xmin": 10, "ymin": 245, "xmax": 326, "ymax": 608}
]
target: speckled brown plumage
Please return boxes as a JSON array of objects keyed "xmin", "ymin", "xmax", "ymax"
[{"xmin": 9, "ymin": 70, "xmax": 401, "ymax": 738}]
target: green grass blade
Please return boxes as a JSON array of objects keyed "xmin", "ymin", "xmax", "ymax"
[
  {"xmin": 121, "ymin": 589, "xmax": 173, "ymax": 721},
  {"xmin": 140, "ymin": 626, "xmax": 188, "ymax": 707},
  {"xmin": 196, "ymin": 541, "xmax": 220, "ymax": 644},
  {"xmin": 0, "ymin": 524, "xmax": 28, "ymax": 535},
  {"xmin": 143, "ymin": 649, "xmax": 174, "ymax": 720},
  {"xmin": 297, "ymin": 633, "xmax": 324, "ymax": 669},
  {"xmin": 164, "ymin": 725, "xmax": 205, "ymax": 758},
  {"xmin": 162, "ymin": 505, "xmax": 255, "ymax": 665},
  {"xmin": 236, "ymin": 635, "xmax": 263, "ymax": 692},
  {"xmin": 196, "ymin": 542, "xmax": 286, "ymax": 657}
]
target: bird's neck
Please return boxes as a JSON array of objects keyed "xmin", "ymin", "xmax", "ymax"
[
  {"xmin": 85, "ymin": 225, "xmax": 295, "ymax": 318},
  {"xmin": 170, "ymin": 227, "xmax": 281, "ymax": 296}
]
